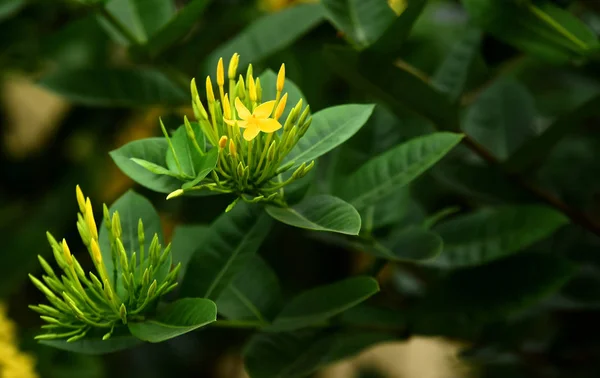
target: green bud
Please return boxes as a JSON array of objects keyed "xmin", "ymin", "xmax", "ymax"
[
  {"xmin": 237, "ymin": 75, "xmax": 246, "ymax": 100},
  {"xmin": 147, "ymin": 280, "xmax": 158, "ymax": 298},
  {"xmin": 157, "ymin": 244, "xmax": 172, "ymax": 268},
  {"xmin": 297, "ymin": 105, "xmax": 310, "ymax": 127},
  {"xmin": 237, "ymin": 162, "xmax": 245, "ymax": 178},
  {"xmin": 63, "ymin": 293, "xmax": 85, "ymax": 320},
  {"xmin": 299, "ymin": 117, "xmax": 312, "ymax": 138},
  {"xmin": 138, "ymin": 219, "xmax": 145, "ymax": 260},
  {"xmin": 103, "ymin": 204, "xmax": 111, "ymax": 229},
  {"xmin": 256, "ymin": 77, "xmax": 262, "ymax": 103},
  {"xmin": 275, "ymin": 161, "xmax": 295, "ymax": 175},
  {"xmin": 149, "ymin": 234, "xmax": 159, "ymax": 265},
  {"xmin": 67, "ymin": 330, "xmax": 87, "ymax": 343},
  {"xmin": 130, "ymin": 252, "xmax": 137, "ymax": 272},
  {"xmin": 112, "ymin": 211, "xmax": 122, "ymax": 240},
  {"xmin": 119, "ymin": 303, "xmax": 127, "ymax": 324},
  {"xmin": 117, "ymin": 239, "xmax": 129, "ymax": 273},
  {"xmin": 76, "ymin": 221, "xmax": 91, "ymax": 247},
  {"xmin": 29, "ymin": 274, "xmax": 56, "ymax": 299},
  {"xmin": 38, "ymin": 255, "xmax": 57, "ymax": 278}
]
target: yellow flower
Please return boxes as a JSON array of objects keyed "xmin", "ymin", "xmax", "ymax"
[
  {"xmin": 0, "ymin": 304, "xmax": 38, "ymax": 378},
  {"xmin": 224, "ymin": 98, "xmax": 282, "ymax": 141}
]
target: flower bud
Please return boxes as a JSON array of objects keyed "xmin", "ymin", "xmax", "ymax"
[
  {"xmin": 61, "ymin": 239, "xmax": 73, "ymax": 266},
  {"xmin": 90, "ymin": 239, "xmax": 102, "ymax": 264},
  {"xmin": 219, "ymin": 135, "xmax": 228, "ymax": 149},
  {"xmin": 248, "ymin": 76, "xmax": 257, "ymax": 102},
  {"xmin": 166, "ymin": 189, "xmax": 184, "ymax": 200},
  {"xmin": 75, "ymin": 185, "xmax": 85, "ymax": 213},
  {"xmin": 277, "ymin": 63, "xmax": 285, "ymax": 92},
  {"xmin": 228, "ymin": 53, "xmax": 239, "ymax": 80},
  {"xmin": 222, "ymin": 93, "xmax": 232, "ymax": 119},
  {"xmin": 217, "ymin": 58, "xmax": 225, "ymax": 87},
  {"xmin": 85, "ymin": 199, "xmax": 98, "ymax": 240},
  {"xmin": 274, "ymin": 93, "xmax": 288, "ymax": 120},
  {"xmin": 229, "ymin": 140, "xmax": 237, "ymax": 158},
  {"xmin": 206, "ymin": 76, "xmax": 215, "ymax": 103}
]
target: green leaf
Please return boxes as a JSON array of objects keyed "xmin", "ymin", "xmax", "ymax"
[
  {"xmin": 202, "ymin": 3, "xmax": 325, "ymax": 75},
  {"xmin": 39, "ymin": 68, "xmax": 187, "ymax": 107},
  {"xmin": 259, "ymin": 69, "xmax": 307, "ymax": 122},
  {"xmin": 324, "ymin": 46, "xmax": 460, "ymax": 130},
  {"xmin": 432, "ymin": 27, "xmax": 482, "ymax": 101},
  {"xmin": 110, "ymin": 138, "xmax": 182, "ymax": 194},
  {"xmin": 337, "ymin": 132, "xmax": 464, "ymax": 210},
  {"xmin": 39, "ymin": 335, "xmax": 141, "ymax": 355},
  {"xmin": 98, "ymin": 190, "xmax": 165, "ymax": 296},
  {"xmin": 129, "ymin": 298, "xmax": 217, "ymax": 343},
  {"xmin": 180, "ymin": 203, "xmax": 272, "ymax": 299},
  {"xmin": 429, "ymin": 205, "xmax": 569, "ymax": 269},
  {"xmin": 101, "ymin": 0, "xmax": 176, "ymax": 45},
  {"xmin": 463, "ymin": 78, "xmax": 537, "ymax": 160},
  {"xmin": 131, "ymin": 158, "xmax": 182, "ymax": 178},
  {"xmin": 285, "ymin": 104, "xmax": 375, "ymax": 168},
  {"xmin": 267, "ymin": 276, "xmax": 379, "ymax": 332},
  {"xmin": 146, "ymin": 0, "xmax": 211, "ymax": 56},
  {"xmin": 165, "ymin": 123, "xmax": 206, "ymax": 178},
  {"xmin": 321, "ymin": 0, "xmax": 396, "ymax": 48},
  {"xmin": 216, "ymin": 256, "xmax": 282, "ymax": 323},
  {"xmin": 0, "ymin": 0, "xmax": 24, "ymax": 21},
  {"xmin": 266, "ymin": 195, "xmax": 361, "ymax": 235},
  {"xmin": 244, "ymin": 330, "xmax": 392, "ymax": 378},
  {"xmin": 181, "ymin": 148, "xmax": 219, "ymax": 189},
  {"xmin": 385, "ymin": 226, "xmax": 443, "ymax": 261},
  {"xmin": 367, "ymin": 0, "xmax": 427, "ymax": 55},
  {"xmin": 170, "ymin": 224, "xmax": 209, "ymax": 279}
]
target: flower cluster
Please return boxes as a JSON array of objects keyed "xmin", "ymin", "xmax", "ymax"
[
  {"xmin": 29, "ymin": 186, "xmax": 180, "ymax": 342},
  {"xmin": 168, "ymin": 53, "xmax": 314, "ymax": 208}
]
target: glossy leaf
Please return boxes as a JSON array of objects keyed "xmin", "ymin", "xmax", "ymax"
[
  {"xmin": 216, "ymin": 256, "xmax": 282, "ymax": 323},
  {"xmin": 180, "ymin": 203, "xmax": 272, "ymax": 299},
  {"xmin": 385, "ymin": 226, "xmax": 443, "ymax": 261},
  {"xmin": 39, "ymin": 335, "xmax": 141, "ymax": 355},
  {"xmin": 430, "ymin": 205, "xmax": 569, "ymax": 268},
  {"xmin": 463, "ymin": 78, "xmax": 537, "ymax": 160},
  {"xmin": 321, "ymin": 0, "xmax": 396, "ymax": 48},
  {"xmin": 337, "ymin": 132, "xmax": 464, "ymax": 210},
  {"xmin": 129, "ymin": 298, "xmax": 217, "ymax": 342},
  {"xmin": 432, "ymin": 27, "xmax": 482, "ymax": 101},
  {"xmin": 202, "ymin": 4, "xmax": 325, "ymax": 75},
  {"xmin": 165, "ymin": 122, "xmax": 207, "ymax": 178},
  {"xmin": 268, "ymin": 276, "xmax": 379, "ymax": 332},
  {"xmin": 110, "ymin": 138, "xmax": 182, "ymax": 194},
  {"xmin": 39, "ymin": 68, "xmax": 187, "ymax": 107},
  {"xmin": 266, "ymin": 195, "xmax": 361, "ymax": 235},
  {"xmin": 285, "ymin": 104, "xmax": 375, "ymax": 168}
]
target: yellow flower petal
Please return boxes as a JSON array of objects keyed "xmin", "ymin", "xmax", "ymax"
[
  {"xmin": 235, "ymin": 98, "xmax": 251, "ymax": 119},
  {"xmin": 258, "ymin": 118, "xmax": 282, "ymax": 133},
  {"xmin": 243, "ymin": 125, "xmax": 261, "ymax": 141},
  {"xmin": 253, "ymin": 100, "xmax": 276, "ymax": 119}
]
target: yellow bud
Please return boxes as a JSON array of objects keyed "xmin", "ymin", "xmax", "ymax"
[
  {"xmin": 90, "ymin": 239, "xmax": 102, "ymax": 264},
  {"xmin": 275, "ymin": 93, "xmax": 288, "ymax": 120},
  {"xmin": 228, "ymin": 53, "xmax": 240, "ymax": 79},
  {"xmin": 85, "ymin": 198, "xmax": 98, "ymax": 240},
  {"xmin": 190, "ymin": 78, "xmax": 199, "ymax": 100},
  {"xmin": 277, "ymin": 63, "xmax": 285, "ymax": 92},
  {"xmin": 237, "ymin": 75, "xmax": 246, "ymax": 99},
  {"xmin": 219, "ymin": 135, "xmax": 228, "ymax": 149},
  {"xmin": 166, "ymin": 189, "xmax": 184, "ymax": 200},
  {"xmin": 206, "ymin": 76, "xmax": 215, "ymax": 103},
  {"xmin": 75, "ymin": 185, "xmax": 85, "ymax": 214},
  {"xmin": 248, "ymin": 76, "xmax": 257, "ymax": 102},
  {"xmin": 229, "ymin": 140, "xmax": 237, "ymax": 157},
  {"xmin": 217, "ymin": 58, "xmax": 225, "ymax": 87},
  {"xmin": 195, "ymin": 95, "xmax": 208, "ymax": 119},
  {"xmin": 222, "ymin": 93, "xmax": 232, "ymax": 119},
  {"xmin": 62, "ymin": 239, "xmax": 73, "ymax": 265}
]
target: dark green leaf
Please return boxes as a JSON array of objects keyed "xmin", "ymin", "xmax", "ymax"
[
  {"xmin": 216, "ymin": 256, "xmax": 282, "ymax": 323},
  {"xmin": 321, "ymin": 0, "xmax": 396, "ymax": 48},
  {"xmin": 430, "ymin": 205, "xmax": 569, "ymax": 268},
  {"xmin": 337, "ymin": 132, "xmax": 464, "ymax": 210},
  {"xmin": 180, "ymin": 203, "xmax": 272, "ymax": 299},
  {"xmin": 129, "ymin": 298, "xmax": 217, "ymax": 342},
  {"xmin": 268, "ymin": 276, "xmax": 379, "ymax": 332},
  {"xmin": 165, "ymin": 122, "xmax": 207, "ymax": 178},
  {"xmin": 101, "ymin": 0, "xmax": 175, "ymax": 44},
  {"xmin": 386, "ymin": 226, "xmax": 443, "ymax": 261},
  {"xmin": 266, "ymin": 195, "xmax": 361, "ymax": 235},
  {"xmin": 202, "ymin": 4, "xmax": 325, "ymax": 75},
  {"xmin": 39, "ymin": 68, "xmax": 187, "ymax": 107},
  {"xmin": 170, "ymin": 224, "xmax": 209, "ymax": 279},
  {"xmin": 39, "ymin": 335, "xmax": 141, "ymax": 355},
  {"xmin": 0, "ymin": 0, "xmax": 24, "ymax": 21},
  {"xmin": 110, "ymin": 138, "xmax": 182, "ymax": 194}
]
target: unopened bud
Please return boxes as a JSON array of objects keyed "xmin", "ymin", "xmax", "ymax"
[
  {"xmin": 248, "ymin": 76, "xmax": 257, "ymax": 102},
  {"xmin": 206, "ymin": 76, "xmax": 215, "ymax": 103},
  {"xmin": 219, "ymin": 135, "xmax": 228, "ymax": 149},
  {"xmin": 84, "ymin": 198, "xmax": 98, "ymax": 240},
  {"xmin": 75, "ymin": 185, "xmax": 85, "ymax": 213},
  {"xmin": 237, "ymin": 75, "xmax": 246, "ymax": 99},
  {"xmin": 191, "ymin": 78, "xmax": 199, "ymax": 102},
  {"xmin": 228, "ymin": 53, "xmax": 240, "ymax": 80},
  {"xmin": 216, "ymin": 58, "xmax": 225, "ymax": 87},
  {"xmin": 61, "ymin": 239, "xmax": 73, "ymax": 265},
  {"xmin": 229, "ymin": 140, "xmax": 237, "ymax": 157},
  {"xmin": 90, "ymin": 239, "xmax": 102, "ymax": 264},
  {"xmin": 112, "ymin": 211, "xmax": 122, "ymax": 239},
  {"xmin": 222, "ymin": 93, "xmax": 232, "ymax": 119},
  {"xmin": 274, "ymin": 93, "xmax": 288, "ymax": 120},
  {"xmin": 194, "ymin": 95, "xmax": 209, "ymax": 119},
  {"xmin": 255, "ymin": 77, "xmax": 262, "ymax": 102},
  {"xmin": 120, "ymin": 303, "xmax": 128, "ymax": 323},
  {"xmin": 277, "ymin": 63, "xmax": 285, "ymax": 92},
  {"xmin": 166, "ymin": 189, "xmax": 184, "ymax": 200}
]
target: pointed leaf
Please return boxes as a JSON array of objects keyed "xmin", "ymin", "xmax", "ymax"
[
  {"xmin": 131, "ymin": 158, "xmax": 182, "ymax": 178},
  {"xmin": 367, "ymin": 0, "xmax": 427, "ymax": 55},
  {"xmin": 267, "ymin": 276, "xmax": 379, "ymax": 332},
  {"xmin": 110, "ymin": 138, "xmax": 182, "ymax": 194},
  {"xmin": 180, "ymin": 203, "xmax": 272, "ymax": 299},
  {"xmin": 181, "ymin": 148, "xmax": 219, "ymax": 189},
  {"xmin": 429, "ymin": 205, "xmax": 569, "ymax": 269},
  {"xmin": 39, "ymin": 335, "xmax": 141, "ymax": 355},
  {"xmin": 337, "ymin": 132, "xmax": 463, "ymax": 210},
  {"xmin": 285, "ymin": 104, "xmax": 375, "ymax": 168},
  {"xmin": 266, "ymin": 195, "xmax": 361, "ymax": 235},
  {"xmin": 129, "ymin": 298, "xmax": 217, "ymax": 342},
  {"xmin": 165, "ymin": 122, "xmax": 206, "ymax": 178}
]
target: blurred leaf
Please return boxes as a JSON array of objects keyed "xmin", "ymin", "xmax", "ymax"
[
  {"xmin": 260, "ymin": 69, "xmax": 307, "ymax": 121},
  {"xmin": 266, "ymin": 195, "xmax": 361, "ymax": 235},
  {"xmin": 129, "ymin": 298, "xmax": 217, "ymax": 342},
  {"xmin": 203, "ymin": 4, "xmax": 325, "ymax": 75},
  {"xmin": 244, "ymin": 330, "xmax": 392, "ymax": 378},
  {"xmin": 267, "ymin": 276, "xmax": 379, "ymax": 332},
  {"xmin": 285, "ymin": 104, "xmax": 375, "ymax": 169},
  {"xmin": 180, "ymin": 203, "xmax": 272, "ymax": 299},
  {"xmin": 336, "ymin": 132, "xmax": 464, "ymax": 210},
  {"xmin": 39, "ymin": 68, "xmax": 187, "ymax": 106},
  {"xmin": 39, "ymin": 335, "xmax": 141, "ymax": 355},
  {"xmin": 367, "ymin": 0, "xmax": 427, "ymax": 56},
  {"xmin": 463, "ymin": 78, "xmax": 537, "ymax": 160},
  {"xmin": 462, "ymin": 0, "xmax": 600, "ymax": 63},
  {"xmin": 110, "ymin": 138, "xmax": 182, "ymax": 194},
  {"xmin": 386, "ymin": 226, "xmax": 443, "ymax": 261},
  {"xmin": 0, "ymin": 0, "xmax": 23, "ymax": 21},
  {"xmin": 99, "ymin": 190, "xmax": 166, "ymax": 297},
  {"xmin": 321, "ymin": 0, "xmax": 396, "ymax": 48},
  {"xmin": 101, "ymin": 0, "xmax": 176, "ymax": 45},
  {"xmin": 429, "ymin": 205, "xmax": 569, "ymax": 268},
  {"xmin": 324, "ymin": 46, "xmax": 459, "ymax": 130},
  {"xmin": 170, "ymin": 225, "xmax": 209, "ymax": 281},
  {"xmin": 216, "ymin": 256, "xmax": 282, "ymax": 323},
  {"xmin": 146, "ymin": 0, "xmax": 211, "ymax": 56},
  {"xmin": 432, "ymin": 26, "xmax": 482, "ymax": 101}
]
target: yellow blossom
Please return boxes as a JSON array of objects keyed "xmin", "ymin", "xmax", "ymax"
[
  {"xmin": 224, "ymin": 98, "xmax": 282, "ymax": 141},
  {"xmin": 0, "ymin": 304, "xmax": 38, "ymax": 378}
]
